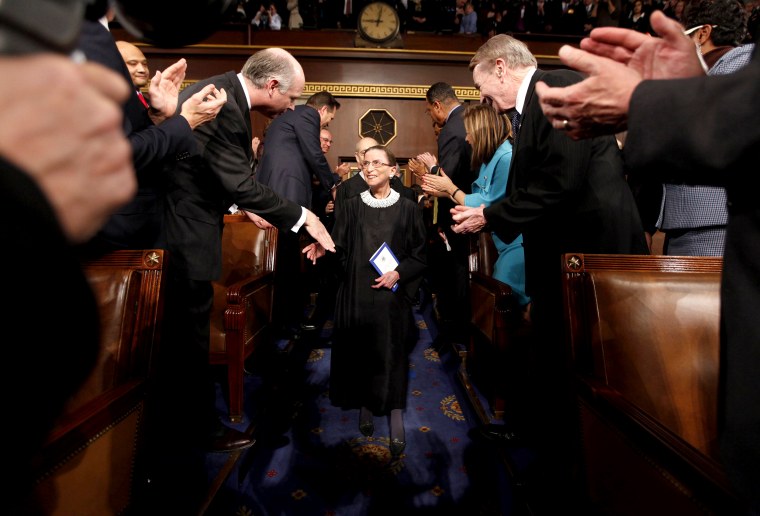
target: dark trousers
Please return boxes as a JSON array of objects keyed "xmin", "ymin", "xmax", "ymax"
[
  {"xmin": 428, "ymin": 226, "xmax": 471, "ymax": 343},
  {"xmin": 143, "ymin": 274, "xmax": 216, "ymax": 511},
  {"xmin": 272, "ymin": 230, "xmax": 309, "ymax": 331}
]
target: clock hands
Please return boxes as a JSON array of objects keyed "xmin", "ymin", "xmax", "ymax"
[{"xmin": 373, "ymin": 5, "xmax": 384, "ymax": 26}]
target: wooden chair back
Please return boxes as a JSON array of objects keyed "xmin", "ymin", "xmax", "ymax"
[
  {"xmin": 209, "ymin": 214, "xmax": 278, "ymax": 422},
  {"xmin": 32, "ymin": 249, "xmax": 166, "ymax": 515},
  {"xmin": 561, "ymin": 253, "xmax": 739, "ymax": 514}
]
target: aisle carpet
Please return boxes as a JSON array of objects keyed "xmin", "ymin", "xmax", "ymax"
[{"xmin": 203, "ymin": 305, "xmax": 521, "ymax": 515}]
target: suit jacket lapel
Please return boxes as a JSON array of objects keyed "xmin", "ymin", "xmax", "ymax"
[
  {"xmin": 507, "ymin": 70, "xmax": 544, "ymax": 183},
  {"xmin": 226, "ymin": 71, "xmax": 253, "ymax": 140}
]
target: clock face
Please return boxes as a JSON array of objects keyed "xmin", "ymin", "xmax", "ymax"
[{"xmin": 358, "ymin": 2, "xmax": 400, "ymax": 44}]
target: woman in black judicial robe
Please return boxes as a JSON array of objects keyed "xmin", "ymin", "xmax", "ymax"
[{"xmin": 304, "ymin": 146, "xmax": 426, "ymax": 458}]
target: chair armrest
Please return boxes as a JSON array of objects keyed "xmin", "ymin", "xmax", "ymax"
[
  {"xmin": 470, "ymin": 270, "xmax": 520, "ymax": 326},
  {"xmin": 225, "ymin": 269, "xmax": 274, "ymax": 306}
]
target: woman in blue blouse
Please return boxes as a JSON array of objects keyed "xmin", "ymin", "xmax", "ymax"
[{"xmin": 420, "ymin": 103, "xmax": 529, "ymax": 308}]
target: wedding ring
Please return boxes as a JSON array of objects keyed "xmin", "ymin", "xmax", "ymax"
[{"xmin": 562, "ymin": 119, "xmax": 570, "ymax": 129}]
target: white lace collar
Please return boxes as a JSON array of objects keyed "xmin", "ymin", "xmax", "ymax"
[{"xmin": 360, "ymin": 188, "xmax": 400, "ymax": 208}]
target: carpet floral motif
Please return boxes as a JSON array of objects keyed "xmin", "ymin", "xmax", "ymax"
[{"xmin": 441, "ymin": 394, "xmax": 465, "ymax": 421}]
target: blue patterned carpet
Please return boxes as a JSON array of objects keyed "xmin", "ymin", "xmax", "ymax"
[{"xmin": 203, "ymin": 305, "xmax": 520, "ymax": 515}]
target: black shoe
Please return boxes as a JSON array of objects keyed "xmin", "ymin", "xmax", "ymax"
[
  {"xmin": 389, "ymin": 438, "xmax": 406, "ymax": 458},
  {"xmin": 207, "ymin": 426, "xmax": 255, "ymax": 453},
  {"xmin": 299, "ymin": 322, "xmax": 318, "ymax": 332},
  {"xmin": 359, "ymin": 420, "xmax": 374, "ymax": 437},
  {"xmin": 476, "ymin": 423, "xmax": 521, "ymax": 444}
]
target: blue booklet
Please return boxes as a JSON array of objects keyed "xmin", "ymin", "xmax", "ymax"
[{"xmin": 369, "ymin": 241, "xmax": 399, "ymax": 292}]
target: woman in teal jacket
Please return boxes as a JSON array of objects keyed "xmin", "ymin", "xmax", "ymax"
[{"xmin": 421, "ymin": 103, "xmax": 529, "ymax": 308}]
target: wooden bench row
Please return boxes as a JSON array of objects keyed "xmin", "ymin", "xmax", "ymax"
[
  {"xmin": 461, "ymin": 235, "xmax": 741, "ymax": 513},
  {"xmin": 31, "ymin": 216, "xmax": 276, "ymax": 513}
]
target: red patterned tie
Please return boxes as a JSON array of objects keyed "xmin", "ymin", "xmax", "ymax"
[{"xmin": 136, "ymin": 91, "xmax": 149, "ymax": 109}]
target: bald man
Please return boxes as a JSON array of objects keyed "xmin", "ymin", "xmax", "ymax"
[
  {"xmin": 76, "ymin": 18, "xmax": 225, "ymax": 256},
  {"xmin": 115, "ymin": 40, "xmax": 149, "ymax": 90}
]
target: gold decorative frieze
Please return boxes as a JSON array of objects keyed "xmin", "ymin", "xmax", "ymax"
[
  {"xmin": 174, "ymin": 80, "xmax": 478, "ymax": 100},
  {"xmin": 303, "ymin": 82, "xmax": 479, "ymax": 100}
]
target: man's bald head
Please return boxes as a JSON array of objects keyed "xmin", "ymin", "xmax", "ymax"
[
  {"xmin": 241, "ymin": 47, "xmax": 306, "ymax": 118},
  {"xmin": 354, "ymin": 137, "xmax": 380, "ymax": 173},
  {"xmin": 355, "ymin": 137, "xmax": 378, "ymax": 156},
  {"xmin": 115, "ymin": 41, "xmax": 149, "ymax": 88},
  {"xmin": 356, "ymin": 137, "xmax": 378, "ymax": 153}
]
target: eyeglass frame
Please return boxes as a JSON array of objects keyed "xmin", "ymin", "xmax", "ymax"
[
  {"xmin": 362, "ymin": 159, "xmax": 392, "ymax": 169},
  {"xmin": 320, "ymin": 137, "xmax": 333, "ymax": 143},
  {"xmin": 683, "ymin": 24, "xmax": 718, "ymax": 36}
]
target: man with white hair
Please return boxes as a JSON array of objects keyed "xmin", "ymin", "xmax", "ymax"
[
  {"xmin": 451, "ymin": 34, "xmax": 648, "ymax": 511},
  {"xmin": 154, "ymin": 47, "xmax": 335, "ymax": 512}
]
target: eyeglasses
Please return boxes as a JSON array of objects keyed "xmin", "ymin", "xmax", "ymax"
[
  {"xmin": 684, "ymin": 24, "xmax": 717, "ymax": 36},
  {"xmin": 320, "ymin": 137, "xmax": 333, "ymax": 143},
  {"xmin": 362, "ymin": 160, "xmax": 391, "ymax": 169}
]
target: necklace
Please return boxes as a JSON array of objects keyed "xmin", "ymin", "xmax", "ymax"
[{"xmin": 360, "ymin": 188, "xmax": 400, "ymax": 208}]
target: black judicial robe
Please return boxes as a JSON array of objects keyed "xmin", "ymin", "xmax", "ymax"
[{"xmin": 329, "ymin": 190, "xmax": 426, "ymax": 415}]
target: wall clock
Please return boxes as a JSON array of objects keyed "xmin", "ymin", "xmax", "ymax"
[
  {"xmin": 355, "ymin": 1, "xmax": 403, "ymax": 48},
  {"xmin": 359, "ymin": 109, "xmax": 397, "ymax": 145}
]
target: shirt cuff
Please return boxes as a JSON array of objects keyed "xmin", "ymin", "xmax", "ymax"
[{"xmin": 291, "ymin": 207, "xmax": 308, "ymax": 233}]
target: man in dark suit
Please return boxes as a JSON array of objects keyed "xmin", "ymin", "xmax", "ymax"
[
  {"xmin": 257, "ymin": 90, "xmax": 341, "ymax": 335},
  {"xmin": 76, "ymin": 17, "xmax": 226, "ymax": 254},
  {"xmin": 257, "ymin": 90, "xmax": 340, "ymax": 209},
  {"xmin": 452, "ymin": 34, "xmax": 647, "ymax": 510},
  {"xmin": 156, "ymin": 47, "xmax": 335, "ymax": 511},
  {"xmin": 534, "ymin": 11, "xmax": 760, "ymax": 513},
  {"xmin": 417, "ymin": 82, "xmax": 477, "ymax": 347}
]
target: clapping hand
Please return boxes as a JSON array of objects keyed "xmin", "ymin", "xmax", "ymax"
[
  {"xmin": 422, "ymin": 169, "xmax": 456, "ymax": 198},
  {"xmin": 180, "ymin": 84, "xmax": 227, "ymax": 129},
  {"xmin": 535, "ymin": 11, "xmax": 703, "ymax": 140},
  {"xmin": 147, "ymin": 58, "xmax": 187, "ymax": 123},
  {"xmin": 416, "ymin": 152, "xmax": 438, "ymax": 172},
  {"xmin": 407, "ymin": 158, "xmax": 426, "ymax": 180},
  {"xmin": 450, "ymin": 204, "xmax": 487, "ymax": 234}
]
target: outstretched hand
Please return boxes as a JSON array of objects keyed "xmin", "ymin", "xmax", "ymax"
[
  {"xmin": 302, "ymin": 242, "xmax": 326, "ymax": 264},
  {"xmin": 535, "ymin": 11, "xmax": 704, "ymax": 140},
  {"xmin": 303, "ymin": 210, "xmax": 336, "ymax": 253}
]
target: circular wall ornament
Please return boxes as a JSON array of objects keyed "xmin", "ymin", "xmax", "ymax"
[{"xmin": 359, "ymin": 109, "xmax": 397, "ymax": 145}]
